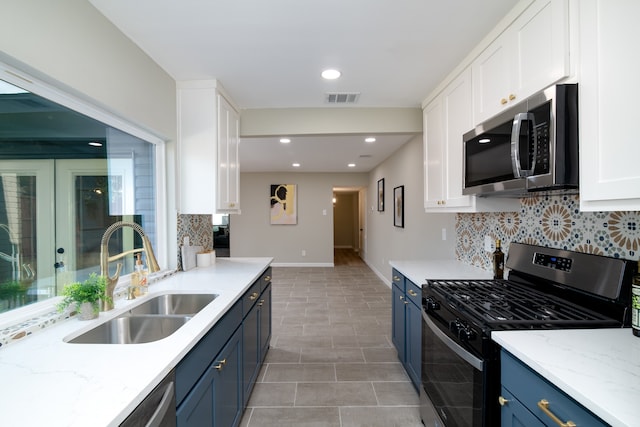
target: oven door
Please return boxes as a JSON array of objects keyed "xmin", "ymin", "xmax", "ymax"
[{"xmin": 421, "ymin": 310, "xmax": 484, "ymax": 427}]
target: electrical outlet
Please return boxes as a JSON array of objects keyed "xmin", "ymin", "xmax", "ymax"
[
  {"xmin": 301, "ymin": 249, "xmax": 306, "ymax": 257},
  {"xmin": 484, "ymin": 235, "xmax": 496, "ymax": 252},
  {"xmin": 441, "ymin": 228, "xmax": 447, "ymax": 241}
]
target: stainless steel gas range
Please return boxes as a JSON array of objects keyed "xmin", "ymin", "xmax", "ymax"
[{"xmin": 419, "ymin": 243, "xmax": 634, "ymax": 427}]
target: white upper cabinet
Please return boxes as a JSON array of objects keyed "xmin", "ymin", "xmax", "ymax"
[
  {"xmin": 177, "ymin": 80, "xmax": 241, "ymax": 215},
  {"xmin": 424, "ymin": 69, "xmax": 518, "ymax": 213},
  {"xmin": 578, "ymin": 0, "xmax": 640, "ymax": 211},
  {"xmin": 217, "ymin": 94, "xmax": 241, "ymax": 213},
  {"xmin": 472, "ymin": 0, "xmax": 570, "ymax": 124}
]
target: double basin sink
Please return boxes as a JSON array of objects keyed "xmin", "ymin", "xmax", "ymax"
[{"xmin": 66, "ymin": 293, "xmax": 217, "ymax": 345}]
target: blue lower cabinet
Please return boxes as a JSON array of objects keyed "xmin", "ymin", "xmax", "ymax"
[
  {"xmin": 390, "ymin": 269, "xmax": 421, "ymax": 391},
  {"xmin": 175, "ymin": 267, "xmax": 272, "ymax": 427},
  {"xmin": 500, "ymin": 349, "xmax": 608, "ymax": 427}
]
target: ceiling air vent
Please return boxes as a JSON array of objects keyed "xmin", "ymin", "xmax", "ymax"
[{"xmin": 325, "ymin": 92, "xmax": 360, "ymax": 104}]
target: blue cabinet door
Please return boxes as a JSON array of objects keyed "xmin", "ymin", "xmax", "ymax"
[
  {"xmin": 259, "ymin": 285, "xmax": 272, "ymax": 361},
  {"xmin": 391, "ymin": 283, "xmax": 406, "ymax": 363},
  {"xmin": 242, "ymin": 301, "xmax": 260, "ymax": 407},
  {"xmin": 177, "ymin": 327, "xmax": 243, "ymax": 427}
]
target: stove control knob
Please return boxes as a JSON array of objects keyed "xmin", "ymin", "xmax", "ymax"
[
  {"xmin": 424, "ymin": 297, "xmax": 440, "ymax": 311},
  {"xmin": 449, "ymin": 319, "xmax": 463, "ymax": 335},
  {"xmin": 460, "ymin": 327, "xmax": 476, "ymax": 342}
]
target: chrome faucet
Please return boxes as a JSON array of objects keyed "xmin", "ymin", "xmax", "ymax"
[{"xmin": 99, "ymin": 221, "xmax": 160, "ymax": 311}]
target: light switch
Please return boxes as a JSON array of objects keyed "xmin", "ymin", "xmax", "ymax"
[{"xmin": 322, "ymin": 209, "xmax": 327, "ymax": 216}]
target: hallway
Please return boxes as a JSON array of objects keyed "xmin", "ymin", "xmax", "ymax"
[{"xmin": 239, "ymin": 253, "xmax": 423, "ymax": 427}]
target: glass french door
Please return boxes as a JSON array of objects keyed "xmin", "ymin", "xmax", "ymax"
[
  {"xmin": 0, "ymin": 159, "xmax": 133, "ymax": 312},
  {"xmin": 0, "ymin": 160, "xmax": 55, "ymax": 307}
]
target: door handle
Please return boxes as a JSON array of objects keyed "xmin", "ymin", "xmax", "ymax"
[{"xmin": 511, "ymin": 112, "xmax": 536, "ymax": 178}]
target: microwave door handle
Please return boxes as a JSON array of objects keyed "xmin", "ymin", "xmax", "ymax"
[{"xmin": 511, "ymin": 112, "xmax": 536, "ymax": 178}]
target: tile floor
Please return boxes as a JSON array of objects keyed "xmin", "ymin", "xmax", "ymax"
[{"xmin": 239, "ymin": 259, "xmax": 424, "ymax": 427}]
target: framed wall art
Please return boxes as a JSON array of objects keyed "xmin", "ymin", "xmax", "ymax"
[
  {"xmin": 393, "ymin": 185, "xmax": 404, "ymax": 228},
  {"xmin": 270, "ymin": 184, "xmax": 297, "ymax": 224},
  {"xmin": 377, "ymin": 178, "xmax": 385, "ymax": 211}
]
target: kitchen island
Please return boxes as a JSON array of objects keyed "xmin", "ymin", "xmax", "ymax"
[
  {"xmin": 493, "ymin": 328, "xmax": 640, "ymax": 427},
  {"xmin": 0, "ymin": 257, "xmax": 272, "ymax": 427}
]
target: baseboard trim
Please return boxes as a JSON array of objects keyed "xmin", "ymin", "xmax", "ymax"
[
  {"xmin": 363, "ymin": 258, "xmax": 391, "ymax": 289},
  {"xmin": 271, "ymin": 262, "xmax": 335, "ymax": 267}
]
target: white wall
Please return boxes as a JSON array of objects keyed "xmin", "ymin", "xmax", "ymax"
[
  {"xmin": 364, "ymin": 134, "xmax": 457, "ymax": 283},
  {"xmin": 1, "ymin": 0, "xmax": 178, "ymax": 268},
  {"xmin": 232, "ymin": 173, "xmax": 368, "ymax": 265}
]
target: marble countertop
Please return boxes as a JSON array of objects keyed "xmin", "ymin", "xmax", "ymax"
[
  {"xmin": 492, "ymin": 328, "xmax": 640, "ymax": 427},
  {"xmin": 389, "ymin": 259, "xmax": 492, "ymax": 285},
  {"xmin": 0, "ymin": 257, "xmax": 272, "ymax": 427}
]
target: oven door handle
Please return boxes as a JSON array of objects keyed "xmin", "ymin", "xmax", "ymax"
[{"xmin": 423, "ymin": 310, "xmax": 484, "ymax": 371}]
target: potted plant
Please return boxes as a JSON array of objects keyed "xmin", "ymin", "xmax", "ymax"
[{"xmin": 57, "ymin": 273, "xmax": 110, "ymax": 320}]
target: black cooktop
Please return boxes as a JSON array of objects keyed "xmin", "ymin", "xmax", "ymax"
[{"xmin": 425, "ymin": 279, "xmax": 620, "ymax": 329}]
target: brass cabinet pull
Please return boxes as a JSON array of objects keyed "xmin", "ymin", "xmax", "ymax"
[
  {"xmin": 264, "ymin": 275, "xmax": 271, "ymax": 281},
  {"xmin": 258, "ymin": 299, "xmax": 265, "ymax": 306},
  {"xmin": 229, "ymin": 203, "xmax": 235, "ymax": 208},
  {"xmin": 393, "ymin": 275, "xmax": 401, "ymax": 282},
  {"xmin": 537, "ymin": 399, "xmax": 577, "ymax": 427},
  {"xmin": 249, "ymin": 292, "xmax": 259, "ymax": 300},
  {"xmin": 498, "ymin": 396, "xmax": 509, "ymax": 406},
  {"xmin": 501, "ymin": 98, "xmax": 508, "ymax": 105},
  {"xmin": 404, "ymin": 301, "xmax": 409, "ymax": 305},
  {"xmin": 214, "ymin": 358, "xmax": 227, "ymax": 371},
  {"xmin": 399, "ymin": 295, "xmax": 404, "ymax": 300},
  {"xmin": 408, "ymin": 289, "xmax": 418, "ymax": 297},
  {"xmin": 509, "ymin": 93, "xmax": 516, "ymax": 101}
]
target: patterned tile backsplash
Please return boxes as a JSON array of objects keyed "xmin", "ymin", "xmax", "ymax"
[
  {"xmin": 456, "ymin": 194, "xmax": 640, "ymax": 270},
  {"xmin": 177, "ymin": 214, "xmax": 214, "ymax": 270}
]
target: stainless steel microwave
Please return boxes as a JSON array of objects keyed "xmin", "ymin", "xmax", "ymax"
[{"xmin": 462, "ymin": 84, "xmax": 579, "ymax": 196}]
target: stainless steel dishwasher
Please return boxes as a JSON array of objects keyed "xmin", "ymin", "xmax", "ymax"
[{"xmin": 120, "ymin": 370, "xmax": 176, "ymax": 427}]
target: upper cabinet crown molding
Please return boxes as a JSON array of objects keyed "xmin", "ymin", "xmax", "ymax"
[{"xmin": 177, "ymin": 80, "xmax": 241, "ymax": 215}]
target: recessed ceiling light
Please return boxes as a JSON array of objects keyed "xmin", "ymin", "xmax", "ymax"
[
  {"xmin": 365, "ymin": 137, "xmax": 376, "ymax": 143},
  {"xmin": 292, "ymin": 163, "xmax": 300, "ymax": 167},
  {"xmin": 88, "ymin": 141, "xmax": 103, "ymax": 147},
  {"xmin": 321, "ymin": 69, "xmax": 341, "ymax": 80},
  {"xmin": 280, "ymin": 138, "xmax": 291, "ymax": 143},
  {"xmin": 348, "ymin": 163, "xmax": 356, "ymax": 168}
]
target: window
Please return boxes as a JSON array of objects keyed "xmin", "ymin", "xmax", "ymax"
[{"xmin": 0, "ymin": 73, "xmax": 165, "ymax": 314}]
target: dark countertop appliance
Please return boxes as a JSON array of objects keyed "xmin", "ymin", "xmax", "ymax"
[{"xmin": 420, "ymin": 243, "xmax": 634, "ymax": 427}]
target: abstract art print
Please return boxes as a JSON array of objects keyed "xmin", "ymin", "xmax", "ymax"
[{"xmin": 270, "ymin": 184, "xmax": 297, "ymax": 224}]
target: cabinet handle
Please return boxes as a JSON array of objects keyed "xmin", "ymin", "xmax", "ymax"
[
  {"xmin": 258, "ymin": 299, "xmax": 265, "ymax": 306},
  {"xmin": 498, "ymin": 396, "xmax": 509, "ymax": 406},
  {"xmin": 537, "ymin": 399, "xmax": 577, "ymax": 427},
  {"xmin": 214, "ymin": 358, "xmax": 227, "ymax": 371},
  {"xmin": 508, "ymin": 93, "xmax": 516, "ymax": 101},
  {"xmin": 399, "ymin": 295, "xmax": 404, "ymax": 300},
  {"xmin": 249, "ymin": 292, "xmax": 259, "ymax": 300},
  {"xmin": 408, "ymin": 289, "xmax": 418, "ymax": 297},
  {"xmin": 393, "ymin": 275, "xmax": 401, "ymax": 282},
  {"xmin": 229, "ymin": 203, "xmax": 235, "ymax": 208},
  {"xmin": 404, "ymin": 301, "xmax": 409, "ymax": 305},
  {"xmin": 264, "ymin": 276, "xmax": 271, "ymax": 281},
  {"xmin": 501, "ymin": 98, "xmax": 508, "ymax": 105}
]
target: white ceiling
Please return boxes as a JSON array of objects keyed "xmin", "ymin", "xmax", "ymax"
[{"xmin": 89, "ymin": 0, "xmax": 520, "ymax": 172}]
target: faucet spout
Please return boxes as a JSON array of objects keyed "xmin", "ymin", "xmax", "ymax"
[{"xmin": 99, "ymin": 221, "xmax": 160, "ymax": 311}]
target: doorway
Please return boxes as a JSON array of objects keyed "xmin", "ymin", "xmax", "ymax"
[{"xmin": 332, "ymin": 187, "xmax": 366, "ymax": 266}]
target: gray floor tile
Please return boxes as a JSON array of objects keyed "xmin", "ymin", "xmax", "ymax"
[
  {"xmin": 247, "ymin": 382, "xmax": 297, "ymax": 407},
  {"xmin": 339, "ymin": 406, "xmax": 423, "ymax": 427},
  {"xmin": 262, "ymin": 363, "xmax": 336, "ymax": 382},
  {"xmin": 373, "ymin": 381, "xmax": 421, "ymax": 405},
  {"xmin": 295, "ymin": 382, "xmax": 377, "ymax": 406},
  {"xmin": 247, "ymin": 407, "xmax": 340, "ymax": 427},
  {"xmin": 300, "ymin": 347, "xmax": 365, "ymax": 363},
  {"xmin": 335, "ymin": 363, "xmax": 409, "ymax": 381}
]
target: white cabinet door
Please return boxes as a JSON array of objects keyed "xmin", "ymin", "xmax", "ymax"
[
  {"xmin": 217, "ymin": 94, "xmax": 241, "ymax": 213},
  {"xmin": 578, "ymin": 0, "xmax": 640, "ymax": 211},
  {"xmin": 423, "ymin": 97, "xmax": 445, "ymax": 209},
  {"xmin": 473, "ymin": 0, "xmax": 569, "ymax": 125},
  {"xmin": 177, "ymin": 81, "xmax": 218, "ymax": 215},
  {"xmin": 424, "ymin": 70, "xmax": 518, "ymax": 213},
  {"xmin": 442, "ymin": 70, "xmax": 475, "ymax": 208}
]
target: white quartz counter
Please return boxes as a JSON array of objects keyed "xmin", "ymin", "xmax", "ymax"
[
  {"xmin": 0, "ymin": 257, "xmax": 272, "ymax": 427},
  {"xmin": 493, "ymin": 328, "xmax": 640, "ymax": 427},
  {"xmin": 389, "ymin": 259, "xmax": 492, "ymax": 286}
]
